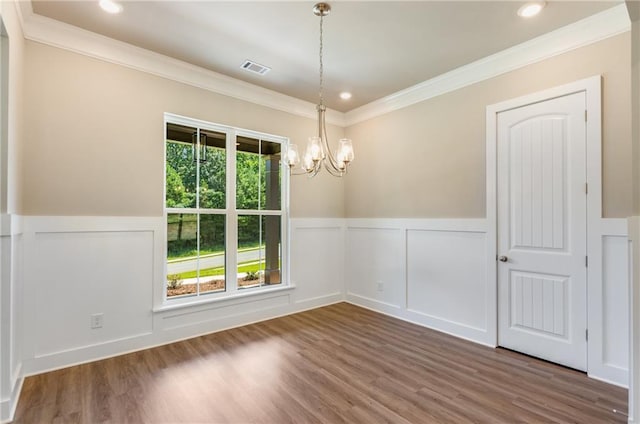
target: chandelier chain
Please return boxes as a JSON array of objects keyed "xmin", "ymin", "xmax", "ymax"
[{"xmin": 319, "ymin": 14, "xmax": 324, "ymax": 107}]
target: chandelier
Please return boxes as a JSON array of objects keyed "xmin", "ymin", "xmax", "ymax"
[{"xmin": 286, "ymin": 2, "xmax": 354, "ymax": 177}]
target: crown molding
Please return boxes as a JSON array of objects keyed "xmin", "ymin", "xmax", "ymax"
[
  {"xmin": 14, "ymin": 1, "xmax": 630, "ymax": 129},
  {"xmin": 16, "ymin": 3, "xmax": 347, "ymax": 127},
  {"xmin": 344, "ymin": 4, "xmax": 631, "ymax": 126},
  {"xmin": 15, "ymin": 0, "xmax": 32, "ymax": 24}
]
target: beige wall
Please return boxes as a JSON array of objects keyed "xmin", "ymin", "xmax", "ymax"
[
  {"xmin": 22, "ymin": 41, "xmax": 344, "ymax": 217},
  {"xmin": 345, "ymin": 33, "xmax": 632, "ymax": 218},
  {"xmin": 21, "ymin": 32, "xmax": 634, "ymax": 219}
]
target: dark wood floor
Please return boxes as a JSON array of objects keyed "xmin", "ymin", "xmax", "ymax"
[{"xmin": 15, "ymin": 302, "xmax": 627, "ymax": 423}]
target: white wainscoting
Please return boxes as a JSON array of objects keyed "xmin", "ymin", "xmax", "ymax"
[
  {"xmin": 587, "ymin": 218, "xmax": 629, "ymax": 387},
  {"xmin": 602, "ymin": 235, "xmax": 628, "ymax": 371},
  {"xmin": 628, "ymin": 216, "xmax": 639, "ymax": 424},
  {"xmin": 345, "ymin": 217, "xmax": 630, "ymax": 387},
  {"xmin": 0, "ymin": 227, "xmax": 11, "ymax": 423},
  {"xmin": 345, "ymin": 219, "xmax": 495, "ymax": 346},
  {"xmin": 20, "ymin": 216, "xmax": 345, "ymax": 376},
  {"xmin": 290, "ymin": 219, "xmax": 345, "ymax": 305},
  {"xmin": 345, "ymin": 226, "xmax": 406, "ymax": 311},
  {"xmin": 32, "ymin": 230, "xmax": 155, "ymax": 358},
  {"xmin": 406, "ymin": 228, "xmax": 489, "ymax": 341},
  {"xmin": 0, "ymin": 213, "xmax": 24, "ymax": 424},
  {"xmin": 6, "ymin": 214, "xmax": 631, "ymax": 422}
]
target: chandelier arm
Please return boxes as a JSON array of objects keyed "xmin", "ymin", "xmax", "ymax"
[
  {"xmin": 290, "ymin": 169, "xmax": 312, "ymax": 176},
  {"xmin": 319, "ymin": 108, "xmax": 345, "ymax": 173},
  {"xmin": 309, "ymin": 161, "xmax": 322, "ymax": 178},
  {"xmin": 322, "ymin": 144, "xmax": 344, "ymax": 174},
  {"xmin": 323, "ymin": 150, "xmax": 345, "ymax": 176},
  {"xmin": 323, "ymin": 161, "xmax": 345, "ymax": 177}
]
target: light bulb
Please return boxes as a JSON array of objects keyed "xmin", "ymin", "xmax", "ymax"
[
  {"xmin": 287, "ymin": 144, "xmax": 300, "ymax": 167},
  {"xmin": 308, "ymin": 136, "xmax": 324, "ymax": 161},
  {"xmin": 338, "ymin": 139, "xmax": 354, "ymax": 164},
  {"xmin": 302, "ymin": 151, "xmax": 314, "ymax": 172}
]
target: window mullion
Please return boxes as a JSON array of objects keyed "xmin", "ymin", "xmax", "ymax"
[
  {"xmin": 280, "ymin": 139, "xmax": 290, "ymax": 291},
  {"xmin": 259, "ymin": 213, "xmax": 264, "ymax": 287},
  {"xmin": 257, "ymin": 137, "xmax": 263, "ymax": 285},
  {"xmin": 226, "ymin": 130, "xmax": 238, "ymax": 293},
  {"xmin": 258, "ymin": 138, "xmax": 262, "ymax": 211},
  {"xmin": 240, "ymin": 209, "xmax": 281, "ymax": 216},
  {"xmin": 195, "ymin": 128, "xmax": 201, "ymax": 296},
  {"xmin": 166, "ymin": 207, "xmax": 201, "ymax": 215}
]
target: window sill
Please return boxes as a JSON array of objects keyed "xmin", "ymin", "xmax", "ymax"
[{"xmin": 153, "ymin": 284, "xmax": 296, "ymax": 313}]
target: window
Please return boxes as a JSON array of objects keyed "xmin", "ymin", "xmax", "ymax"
[{"xmin": 164, "ymin": 114, "xmax": 288, "ymax": 302}]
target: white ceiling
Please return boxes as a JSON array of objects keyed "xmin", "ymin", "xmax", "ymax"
[{"xmin": 31, "ymin": 1, "xmax": 620, "ymax": 112}]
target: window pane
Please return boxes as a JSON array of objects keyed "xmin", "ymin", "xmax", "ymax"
[
  {"xmin": 236, "ymin": 137, "xmax": 260, "ymax": 210},
  {"xmin": 237, "ymin": 214, "xmax": 281, "ymax": 289},
  {"xmin": 262, "ymin": 215, "xmax": 281, "ymax": 285},
  {"xmin": 198, "ymin": 130, "xmax": 226, "ymax": 210},
  {"xmin": 166, "ymin": 124, "xmax": 197, "ymax": 209},
  {"xmin": 237, "ymin": 214, "xmax": 261, "ymax": 288},
  {"xmin": 236, "ymin": 137, "xmax": 282, "ymax": 211},
  {"xmin": 198, "ymin": 214, "xmax": 226, "ymax": 294},
  {"xmin": 260, "ymin": 141, "xmax": 281, "ymax": 211},
  {"xmin": 166, "ymin": 213, "xmax": 198, "ymax": 298}
]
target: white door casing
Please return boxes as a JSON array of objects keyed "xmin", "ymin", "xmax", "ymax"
[
  {"xmin": 497, "ymin": 92, "xmax": 587, "ymax": 371},
  {"xmin": 488, "ymin": 76, "xmax": 609, "ymax": 380}
]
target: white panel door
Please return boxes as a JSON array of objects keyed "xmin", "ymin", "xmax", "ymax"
[{"xmin": 497, "ymin": 92, "xmax": 587, "ymax": 371}]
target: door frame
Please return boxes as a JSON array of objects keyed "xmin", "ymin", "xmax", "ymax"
[{"xmin": 485, "ymin": 75, "xmax": 602, "ymax": 374}]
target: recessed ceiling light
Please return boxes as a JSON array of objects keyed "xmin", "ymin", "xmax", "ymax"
[
  {"xmin": 99, "ymin": 0, "xmax": 123, "ymax": 14},
  {"xmin": 517, "ymin": 2, "xmax": 545, "ymax": 18},
  {"xmin": 339, "ymin": 92, "xmax": 352, "ymax": 100}
]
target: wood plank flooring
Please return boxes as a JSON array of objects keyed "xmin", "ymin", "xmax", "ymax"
[{"xmin": 15, "ymin": 303, "xmax": 627, "ymax": 423}]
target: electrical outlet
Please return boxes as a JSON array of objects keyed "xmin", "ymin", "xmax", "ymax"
[
  {"xmin": 90, "ymin": 313, "xmax": 104, "ymax": 329},
  {"xmin": 377, "ymin": 281, "xmax": 384, "ymax": 292}
]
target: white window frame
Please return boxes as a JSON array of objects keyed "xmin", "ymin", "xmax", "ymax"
[{"xmin": 159, "ymin": 113, "xmax": 291, "ymax": 309}]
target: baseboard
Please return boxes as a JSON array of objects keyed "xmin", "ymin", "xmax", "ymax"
[
  {"xmin": 294, "ymin": 292, "xmax": 345, "ymax": 308},
  {"xmin": 588, "ymin": 372, "xmax": 629, "ymax": 389},
  {"xmin": 345, "ymin": 295, "xmax": 494, "ymax": 348},
  {"xmin": 22, "ymin": 292, "xmax": 344, "ymax": 378},
  {"xmin": 345, "ymin": 293, "xmax": 402, "ymax": 312},
  {"xmin": 0, "ymin": 374, "xmax": 24, "ymax": 424}
]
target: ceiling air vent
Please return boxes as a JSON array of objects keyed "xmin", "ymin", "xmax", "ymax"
[{"xmin": 240, "ymin": 60, "xmax": 271, "ymax": 76}]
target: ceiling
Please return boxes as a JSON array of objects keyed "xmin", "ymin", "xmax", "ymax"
[{"xmin": 31, "ymin": 1, "xmax": 620, "ymax": 112}]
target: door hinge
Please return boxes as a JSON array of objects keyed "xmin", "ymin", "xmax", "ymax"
[
  {"xmin": 585, "ymin": 182, "xmax": 588, "ymax": 195},
  {"xmin": 584, "ymin": 110, "xmax": 587, "ymax": 122},
  {"xmin": 585, "ymin": 256, "xmax": 588, "ymax": 267},
  {"xmin": 586, "ymin": 329, "xmax": 589, "ymax": 341}
]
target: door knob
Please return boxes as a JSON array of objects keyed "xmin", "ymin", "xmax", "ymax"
[{"xmin": 498, "ymin": 256, "xmax": 508, "ymax": 262}]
